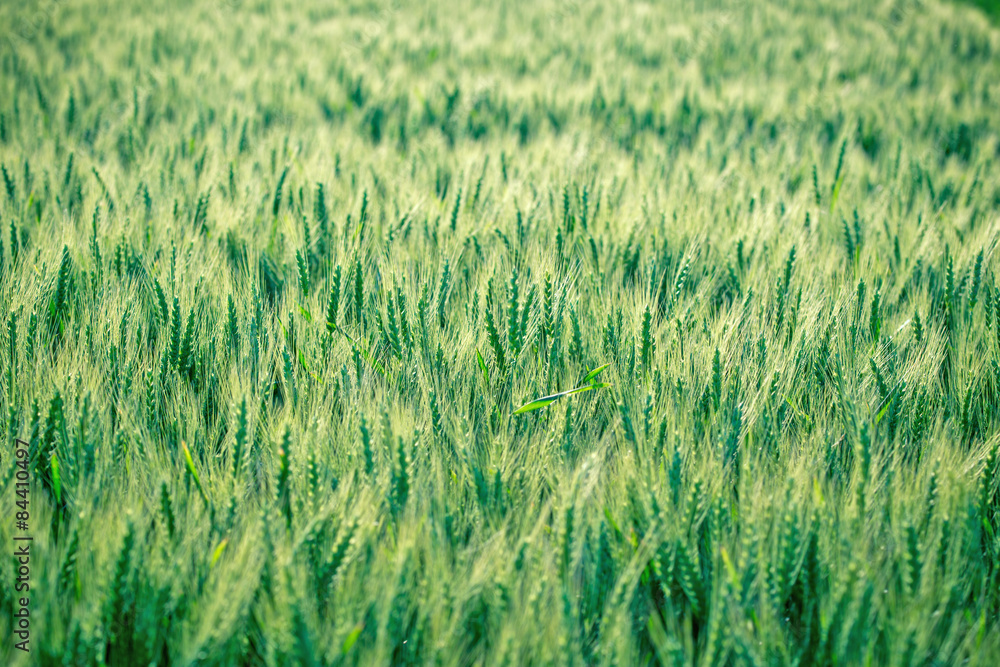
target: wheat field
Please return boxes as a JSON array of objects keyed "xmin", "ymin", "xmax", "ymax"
[{"xmin": 1, "ymin": 0, "xmax": 1000, "ymax": 664}]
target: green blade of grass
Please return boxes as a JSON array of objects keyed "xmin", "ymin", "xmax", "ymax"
[
  {"xmin": 211, "ymin": 538, "xmax": 228, "ymax": 567},
  {"xmin": 513, "ymin": 382, "xmax": 610, "ymax": 415},
  {"xmin": 830, "ymin": 174, "xmax": 844, "ymax": 213},
  {"xmin": 182, "ymin": 441, "xmax": 209, "ymax": 507},
  {"xmin": 582, "ymin": 363, "xmax": 610, "ymax": 384},
  {"xmin": 342, "ymin": 624, "xmax": 363, "ymax": 654}
]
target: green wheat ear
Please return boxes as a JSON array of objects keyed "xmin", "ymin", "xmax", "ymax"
[
  {"xmin": 484, "ymin": 297, "xmax": 506, "ymax": 377},
  {"xmin": 326, "ymin": 264, "xmax": 342, "ymax": 335},
  {"xmin": 296, "ymin": 248, "xmax": 310, "ymax": 298},
  {"xmin": 277, "ymin": 427, "xmax": 292, "ymax": 531},
  {"xmin": 227, "ymin": 293, "xmax": 239, "ymax": 353},
  {"xmin": 232, "ymin": 397, "xmax": 248, "ymax": 480},
  {"xmin": 49, "ymin": 245, "xmax": 73, "ymax": 336},
  {"xmin": 272, "ymin": 166, "xmax": 288, "ymax": 217},
  {"xmin": 640, "ymin": 305, "xmax": 655, "ymax": 374},
  {"xmin": 352, "ymin": 256, "xmax": 364, "ymax": 325},
  {"xmin": 159, "ymin": 481, "xmax": 176, "ymax": 540},
  {"xmin": 57, "ymin": 529, "xmax": 80, "ymax": 600},
  {"xmin": 154, "ymin": 277, "xmax": 170, "ymax": 326},
  {"xmin": 436, "ymin": 259, "xmax": 451, "ymax": 329}
]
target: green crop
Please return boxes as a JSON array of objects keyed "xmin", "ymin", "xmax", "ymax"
[{"xmin": 2, "ymin": 0, "xmax": 1000, "ymax": 664}]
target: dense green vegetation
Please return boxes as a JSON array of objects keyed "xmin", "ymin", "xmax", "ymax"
[
  {"xmin": 963, "ymin": 0, "xmax": 1000, "ymax": 21},
  {"xmin": 2, "ymin": 0, "xmax": 1000, "ymax": 664}
]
